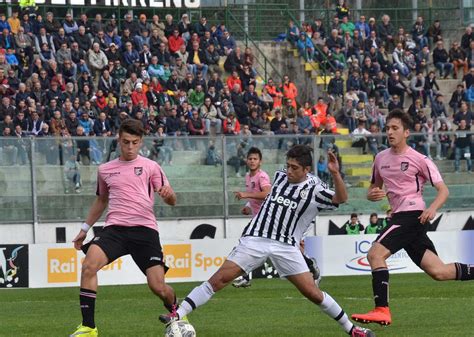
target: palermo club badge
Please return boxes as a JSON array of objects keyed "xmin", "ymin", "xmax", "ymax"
[
  {"xmin": 134, "ymin": 167, "xmax": 143, "ymax": 176},
  {"xmin": 400, "ymin": 162, "xmax": 409, "ymax": 171}
]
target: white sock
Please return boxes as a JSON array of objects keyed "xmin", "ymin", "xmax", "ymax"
[
  {"xmin": 319, "ymin": 291, "xmax": 354, "ymax": 334},
  {"xmin": 177, "ymin": 281, "xmax": 215, "ymax": 318}
]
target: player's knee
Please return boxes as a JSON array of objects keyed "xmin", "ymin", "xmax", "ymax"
[
  {"xmin": 81, "ymin": 260, "xmax": 100, "ymax": 278},
  {"xmin": 367, "ymin": 249, "xmax": 380, "ymax": 266}
]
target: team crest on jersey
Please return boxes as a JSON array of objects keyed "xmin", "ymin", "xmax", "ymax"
[
  {"xmin": 400, "ymin": 162, "xmax": 409, "ymax": 171},
  {"xmin": 251, "ymin": 182, "xmax": 256, "ymax": 189},
  {"xmin": 134, "ymin": 167, "xmax": 143, "ymax": 176},
  {"xmin": 300, "ymin": 189, "xmax": 308, "ymax": 200}
]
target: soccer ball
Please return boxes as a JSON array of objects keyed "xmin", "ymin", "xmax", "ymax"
[{"xmin": 164, "ymin": 320, "xmax": 196, "ymax": 337}]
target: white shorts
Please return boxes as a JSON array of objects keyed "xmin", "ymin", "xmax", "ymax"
[{"xmin": 226, "ymin": 236, "xmax": 309, "ymax": 277}]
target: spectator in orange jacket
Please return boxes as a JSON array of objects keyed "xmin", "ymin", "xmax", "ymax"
[
  {"xmin": 281, "ymin": 75, "xmax": 298, "ymax": 108},
  {"xmin": 313, "ymin": 97, "xmax": 328, "ymax": 125},
  {"xmin": 226, "ymin": 70, "xmax": 242, "ymax": 93},
  {"xmin": 265, "ymin": 77, "xmax": 283, "ymax": 109}
]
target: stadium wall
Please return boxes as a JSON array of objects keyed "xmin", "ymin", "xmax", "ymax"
[{"xmin": 0, "ymin": 210, "xmax": 472, "ymax": 244}]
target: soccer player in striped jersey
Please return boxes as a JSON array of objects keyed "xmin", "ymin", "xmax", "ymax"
[
  {"xmin": 352, "ymin": 110, "xmax": 474, "ymax": 327},
  {"xmin": 70, "ymin": 120, "xmax": 178, "ymax": 337},
  {"xmin": 160, "ymin": 145, "xmax": 375, "ymax": 337}
]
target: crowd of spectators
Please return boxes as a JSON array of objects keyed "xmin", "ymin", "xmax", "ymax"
[
  {"xmin": 0, "ymin": 8, "xmax": 311, "ymax": 167},
  {"xmin": 288, "ymin": 1, "xmax": 473, "ymax": 173},
  {"xmin": 0, "ymin": 3, "xmax": 472, "ymax": 175}
]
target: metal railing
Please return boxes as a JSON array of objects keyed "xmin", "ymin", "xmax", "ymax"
[
  {"xmin": 224, "ymin": 8, "xmax": 283, "ymax": 83},
  {"xmin": 286, "ymin": 7, "xmax": 336, "ymax": 90},
  {"xmin": 0, "ymin": 131, "xmax": 473, "ymax": 226}
]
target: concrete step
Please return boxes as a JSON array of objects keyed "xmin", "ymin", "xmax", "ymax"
[
  {"xmin": 316, "ymin": 75, "xmax": 331, "ymax": 85},
  {"xmin": 346, "ymin": 167, "xmax": 372, "ymax": 176},
  {"xmin": 340, "ymin": 154, "xmax": 373, "ymax": 164},
  {"xmin": 338, "ymin": 128, "xmax": 350, "ymax": 135},
  {"xmin": 335, "ymin": 139, "xmax": 352, "ymax": 148},
  {"xmin": 305, "ymin": 62, "xmax": 319, "ymax": 72}
]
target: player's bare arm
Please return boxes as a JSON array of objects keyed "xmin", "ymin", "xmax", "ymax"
[
  {"xmin": 419, "ymin": 182, "xmax": 449, "ymax": 224},
  {"xmin": 327, "ymin": 151, "xmax": 348, "ymax": 204},
  {"xmin": 157, "ymin": 185, "xmax": 177, "ymax": 206},
  {"xmin": 367, "ymin": 183, "xmax": 386, "ymax": 202},
  {"xmin": 72, "ymin": 194, "xmax": 109, "ymax": 250},
  {"xmin": 234, "ymin": 185, "xmax": 271, "ymax": 201}
]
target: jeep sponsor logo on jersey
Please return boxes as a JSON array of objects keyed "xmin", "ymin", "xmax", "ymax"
[{"xmin": 269, "ymin": 194, "xmax": 298, "ymax": 210}]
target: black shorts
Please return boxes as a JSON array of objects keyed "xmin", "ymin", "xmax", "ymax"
[
  {"xmin": 82, "ymin": 225, "xmax": 168, "ymax": 275},
  {"xmin": 375, "ymin": 211, "xmax": 437, "ymax": 267}
]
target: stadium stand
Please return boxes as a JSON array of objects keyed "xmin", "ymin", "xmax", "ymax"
[{"xmin": 0, "ymin": 2, "xmax": 473, "ymax": 226}]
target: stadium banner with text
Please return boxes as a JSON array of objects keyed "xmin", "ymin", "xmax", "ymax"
[
  {"xmin": 27, "ymin": 240, "xmax": 236, "ymax": 288},
  {"xmin": 0, "ymin": 244, "xmax": 29, "ymax": 288},
  {"xmin": 305, "ymin": 231, "xmax": 474, "ymax": 276}
]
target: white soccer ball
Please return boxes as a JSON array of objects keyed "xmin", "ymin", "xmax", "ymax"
[{"xmin": 164, "ymin": 320, "xmax": 196, "ymax": 337}]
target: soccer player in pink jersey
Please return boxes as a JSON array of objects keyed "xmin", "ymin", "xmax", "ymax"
[
  {"xmin": 70, "ymin": 120, "xmax": 177, "ymax": 337},
  {"xmin": 352, "ymin": 110, "xmax": 474, "ymax": 328},
  {"xmin": 232, "ymin": 147, "xmax": 272, "ymax": 287},
  {"xmin": 234, "ymin": 147, "xmax": 272, "ymax": 217}
]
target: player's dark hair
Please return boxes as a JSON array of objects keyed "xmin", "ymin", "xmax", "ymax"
[
  {"xmin": 386, "ymin": 109, "xmax": 413, "ymax": 130},
  {"xmin": 286, "ymin": 145, "xmax": 313, "ymax": 168},
  {"xmin": 351, "ymin": 213, "xmax": 358, "ymax": 218},
  {"xmin": 247, "ymin": 147, "xmax": 262, "ymax": 160},
  {"xmin": 119, "ymin": 119, "xmax": 145, "ymax": 137}
]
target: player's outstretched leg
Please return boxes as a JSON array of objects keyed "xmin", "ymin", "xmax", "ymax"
[
  {"xmin": 287, "ymin": 272, "xmax": 375, "ymax": 336},
  {"xmin": 145, "ymin": 265, "xmax": 178, "ymax": 313},
  {"xmin": 70, "ymin": 245, "xmax": 108, "ymax": 337},
  {"xmin": 352, "ymin": 243, "xmax": 392, "ymax": 326},
  {"xmin": 420, "ymin": 249, "xmax": 474, "ymax": 282},
  {"xmin": 159, "ymin": 260, "xmax": 243, "ymax": 325}
]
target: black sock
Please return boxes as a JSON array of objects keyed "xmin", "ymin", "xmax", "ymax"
[
  {"xmin": 80, "ymin": 288, "xmax": 96, "ymax": 328},
  {"xmin": 372, "ymin": 268, "xmax": 389, "ymax": 307},
  {"xmin": 243, "ymin": 273, "xmax": 250, "ymax": 282},
  {"xmin": 455, "ymin": 263, "xmax": 474, "ymax": 281}
]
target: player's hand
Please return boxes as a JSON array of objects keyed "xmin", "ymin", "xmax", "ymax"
[
  {"xmin": 418, "ymin": 207, "xmax": 436, "ymax": 224},
  {"xmin": 327, "ymin": 151, "xmax": 340, "ymax": 175},
  {"xmin": 234, "ymin": 191, "xmax": 247, "ymax": 200},
  {"xmin": 367, "ymin": 187, "xmax": 386, "ymax": 201},
  {"xmin": 158, "ymin": 186, "xmax": 175, "ymax": 199},
  {"xmin": 72, "ymin": 230, "xmax": 87, "ymax": 250},
  {"xmin": 241, "ymin": 206, "xmax": 251, "ymax": 215}
]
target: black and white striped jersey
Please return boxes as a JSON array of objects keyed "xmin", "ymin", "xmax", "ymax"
[{"xmin": 242, "ymin": 170, "xmax": 338, "ymax": 246}]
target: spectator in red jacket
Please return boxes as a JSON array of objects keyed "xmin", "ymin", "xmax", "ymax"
[
  {"xmin": 168, "ymin": 28, "xmax": 185, "ymax": 55},
  {"xmin": 226, "ymin": 70, "xmax": 242, "ymax": 93},
  {"xmin": 131, "ymin": 83, "xmax": 148, "ymax": 107}
]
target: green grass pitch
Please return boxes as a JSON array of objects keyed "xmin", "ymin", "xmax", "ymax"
[{"xmin": 1, "ymin": 273, "xmax": 473, "ymax": 336}]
